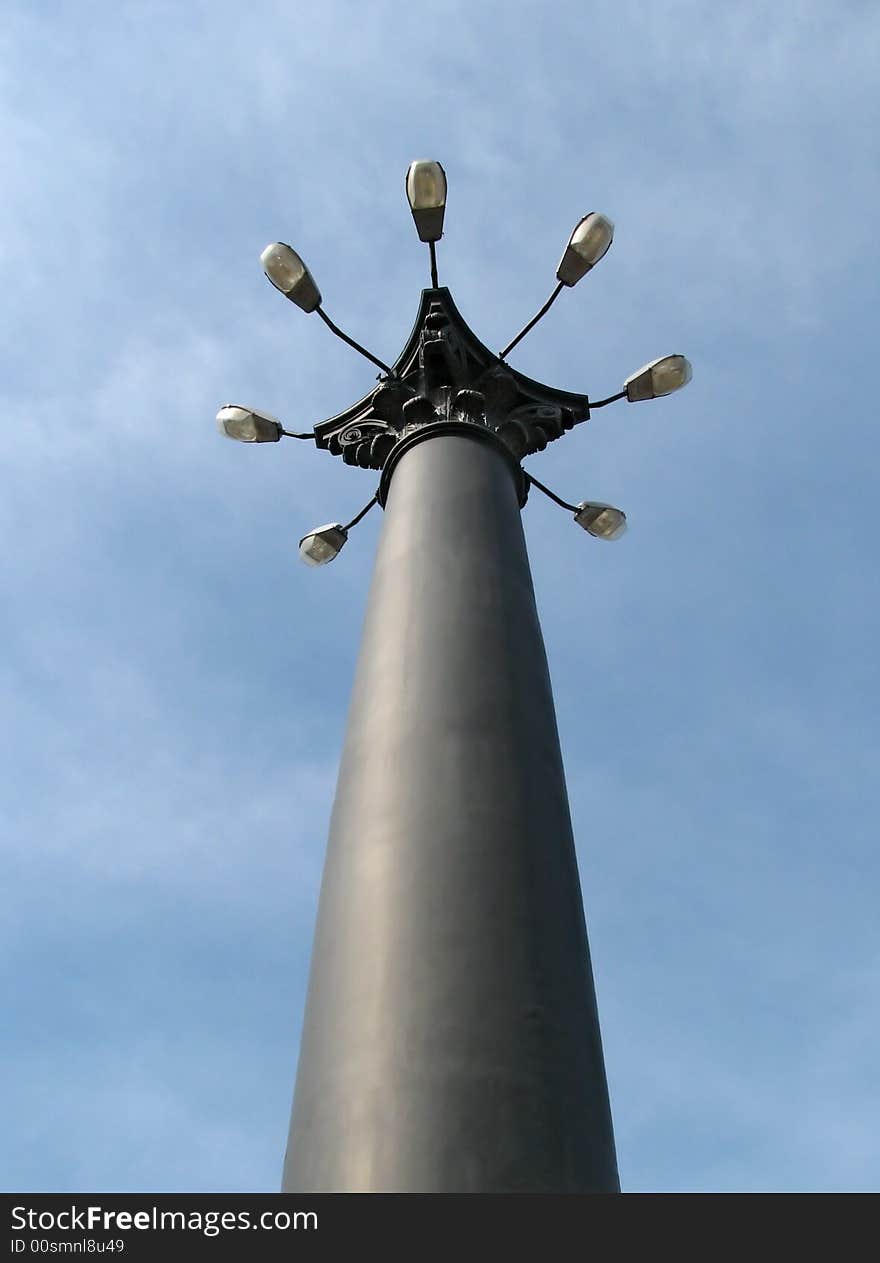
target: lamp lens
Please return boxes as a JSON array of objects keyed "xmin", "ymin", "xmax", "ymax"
[
  {"xmin": 651, "ymin": 355, "xmax": 692, "ymax": 396},
  {"xmin": 570, "ymin": 213, "xmax": 614, "ymax": 267},
  {"xmin": 590, "ymin": 507, "xmax": 626, "ymax": 539},
  {"xmin": 406, "ymin": 161, "xmax": 447, "ymax": 210},
  {"xmin": 575, "ymin": 501, "xmax": 627, "ymax": 540},
  {"xmin": 261, "ymin": 242, "xmax": 305, "ymax": 294},
  {"xmin": 299, "ymin": 525, "xmax": 348, "ymax": 566}
]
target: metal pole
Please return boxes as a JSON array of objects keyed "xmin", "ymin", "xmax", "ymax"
[{"xmin": 283, "ymin": 430, "xmax": 618, "ymax": 1192}]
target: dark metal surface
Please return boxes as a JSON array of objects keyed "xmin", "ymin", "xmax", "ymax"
[{"xmin": 283, "ymin": 432, "xmax": 618, "ymax": 1192}]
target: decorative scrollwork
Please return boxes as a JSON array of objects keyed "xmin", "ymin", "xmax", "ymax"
[{"xmin": 333, "ymin": 420, "xmax": 397, "ymax": 469}]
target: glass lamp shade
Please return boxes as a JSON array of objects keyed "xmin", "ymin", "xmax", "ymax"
[
  {"xmin": 260, "ymin": 242, "xmax": 321, "ymax": 312},
  {"xmin": 216, "ymin": 404, "xmax": 282, "ymax": 443},
  {"xmin": 574, "ymin": 501, "xmax": 627, "ymax": 540},
  {"xmin": 556, "ymin": 212, "xmax": 614, "ymax": 286},
  {"xmin": 625, "ymin": 355, "xmax": 692, "ymax": 402},
  {"xmin": 405, "ymin": 160, "xmax": 447, "ymax": 242},
  {"xmin": 299, "ymin": 523, "xmax": 348, "ymax": 566}
]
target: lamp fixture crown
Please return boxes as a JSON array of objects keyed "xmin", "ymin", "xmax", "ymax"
[{"xmin": 218, "ymin": 159, "xmax": 691, "ymax": 565}]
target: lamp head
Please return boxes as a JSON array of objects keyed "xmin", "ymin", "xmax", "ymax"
[
  {"xmin": 216, "ymin": 404, "xmax": 283, "ymax": 443},
  {"xmin": 574, "ymin": 501, "xmax": 627, "ymax": 540},
  {"xmin": 556, "ymin": 212, "xmax": 614, "ymax": 286},
  {"xmin": 624, "ymin": 354, "xmax": 692, "ymax": 402},
  {"xmin": 405, "ymin": 160, "xmax": 448, "ymax": 243},
  {"xmin": 298, "ymin": 523, "xmax": 348, "ymax": 566},
  {"xmin": 260, "ymin": 242, "xmax": 322, "ymax": 312}
]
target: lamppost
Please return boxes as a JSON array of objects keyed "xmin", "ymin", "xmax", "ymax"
[{"xmin": 217, "ymin": 161, "xmax": 691, "ymax": 1193}]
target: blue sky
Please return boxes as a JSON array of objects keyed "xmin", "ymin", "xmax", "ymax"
[{"xmin": 2, "ymin": 1, "xmax": 878, "ymax": 1192}]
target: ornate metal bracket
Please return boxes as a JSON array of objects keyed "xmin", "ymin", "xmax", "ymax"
[{"xmin": 313, "ymin": 287, "xmax": 589, "ymax": 472}]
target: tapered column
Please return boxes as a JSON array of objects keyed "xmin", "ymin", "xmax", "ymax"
[{"xmin": 283, "ymin": 431, "xmax": 618, "ymax": 1192}]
